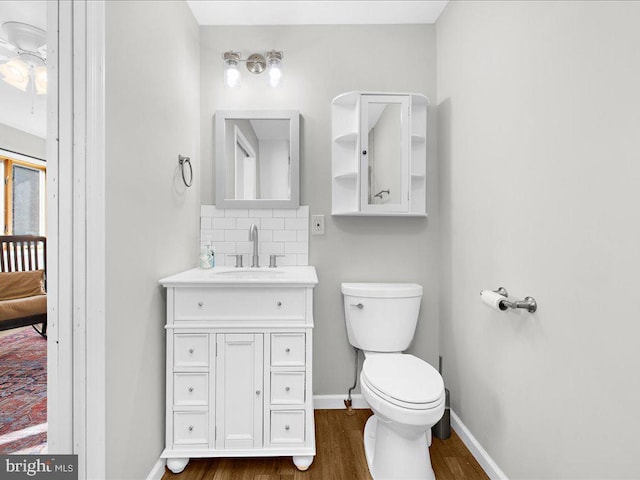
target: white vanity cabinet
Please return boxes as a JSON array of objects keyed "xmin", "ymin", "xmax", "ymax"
[
  {"xmin": 331, "ymin": 91, "xmax": 428, "ymax": 216},
  {"xmin": 160, "ymin": 267, "xmax": 318, "ymax": 474}
]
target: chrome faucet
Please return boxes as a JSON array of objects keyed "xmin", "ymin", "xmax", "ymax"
[{"xmin": 249, "ymin": 224, "xmax": 259, "ymax": 267}]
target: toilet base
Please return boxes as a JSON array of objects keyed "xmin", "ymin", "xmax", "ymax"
[{"xmin": 363, "ymin": 415, "xmax": 435, "ymax": 480}]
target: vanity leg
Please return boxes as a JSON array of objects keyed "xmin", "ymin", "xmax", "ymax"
[
  {"xmin": 166, "ymin": 458, "xmax": 189, "ymax": 474},
  {"xmin": 293, "ymin": 455, "xmax": 314, "ymax": 471}
]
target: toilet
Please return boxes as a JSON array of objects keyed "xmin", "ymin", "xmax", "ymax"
[{"xmin": 342, "ymin": 283, "xmax": 445, "ymax": 480}]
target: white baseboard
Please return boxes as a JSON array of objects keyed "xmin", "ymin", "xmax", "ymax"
[
  {"xmin": 451, "ymin": 410, "xmax": 508, "ymax": 480},
  {"xmin": 313, "ymin": 394, "xmax": 368, "ymax": 409},
  {"xmin": 145, "ymin": 458, "xmax": 166, "ymax": 480}
]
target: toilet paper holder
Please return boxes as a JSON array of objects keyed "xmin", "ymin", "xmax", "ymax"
[{"xmin": 483, "ymin": 287, "xmax": 538, "ymax": 313}]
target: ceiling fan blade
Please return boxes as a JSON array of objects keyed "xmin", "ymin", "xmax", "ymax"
[{"xmin": 0, "ymin": 38, "xmax": 18, "ymax": 53}]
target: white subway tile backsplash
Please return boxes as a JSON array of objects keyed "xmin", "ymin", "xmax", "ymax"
[
  {"xmin": 261, "ymin": 217, "xmax": 285, "ymax": 230},
  {"xmin": 201, "ymin": 206, "xmax": 309, "ymax": 267},
  {"xmin": 285, "ymin": 242, "xmax": 308, "ymax": 255},
  {"xmin": 225, "ymin": 209, "xmax": 248, "ymax": 218},
  {"xmin": 285, "ymin": 218, "xmax": 308, "ymax": 231},
  {"xmin": 273, "ymin": 208, "xmax": 297, "ymax": 218},
  {"xmin": 261, "ymin": 241, "xmax": 285, "ymax": 255},
  {"xmin": 236, "ymin": 218, "xmax": 261, "ymax": 230},
  {"xmin": 201, "ymin": 217, "xmax": 212, "ymax": 229},
  {"xmin": 225, "ymin": 230, "xmax": 250, "ymax": 242},
  {"xmin": 249, "ymin": 209, "xmax": 273, "ymax": 218},
  {"xmin": 273, "ymin": 230, "xmax": 297, "ymax": 242},
  {"xmin": 212, "ymin": 217, "xmax": 236, "ymax": 230}
]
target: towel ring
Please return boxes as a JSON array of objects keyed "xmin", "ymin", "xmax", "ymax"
[{"xmin": 178, "ymin": 155, "xmax": 193, "ymax": 187}]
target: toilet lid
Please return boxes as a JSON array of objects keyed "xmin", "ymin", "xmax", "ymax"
[{"xmin": 362, "ymin": 354, "xmax": 444, "ymax": 407}]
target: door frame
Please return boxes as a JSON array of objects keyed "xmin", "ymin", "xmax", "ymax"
[{"xmin": 47, "ymin": 1, "xmax": 106, "ymax": 478}]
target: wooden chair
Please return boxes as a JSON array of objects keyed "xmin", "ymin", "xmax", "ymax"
[{"xmin": 0, "ymin": 235, "xmax": 47, "ymax": 337}]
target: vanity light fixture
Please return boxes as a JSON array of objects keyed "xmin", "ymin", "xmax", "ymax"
[{"xmin": 223, "ymin": 50, "xmax": 284, "ymax": 88}]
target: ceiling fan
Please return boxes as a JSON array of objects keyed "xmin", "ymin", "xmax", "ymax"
[{"xmin": 0, "ymin": 21, "xmax": 47, "ymax": 94}]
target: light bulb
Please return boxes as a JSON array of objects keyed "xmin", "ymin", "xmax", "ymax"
[
  {"xmin": 0, "ymin": 58, "xmax": 29, "ymax": 91},
  {"xmin": 225, "ymin": 63, "xmax": 240, "ymax": 88},
  {"xmin": 269, "ymin": 64, "xmax": 282, "ymax": 88},
  {"xmin": 35, "ymin": 66, "xmax": 47, "ymax": 95}
]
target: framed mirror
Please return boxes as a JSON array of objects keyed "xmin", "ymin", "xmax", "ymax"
[{"xmin": 215, "ymin": 110, "xmax": 300, "ymax": 208}]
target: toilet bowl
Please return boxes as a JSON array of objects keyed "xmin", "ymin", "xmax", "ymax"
[
  {"xmin": 360, "ymin": 354, "xmax": 445, "ymax": 480},
  {"xmin": 341, "ymin": 283, "xmax": 445, "ymax": 480}
]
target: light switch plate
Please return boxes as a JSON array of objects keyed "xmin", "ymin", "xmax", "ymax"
[{"xmin": 311, "ymin": 215, "xmax": 325, "ymax": 235}]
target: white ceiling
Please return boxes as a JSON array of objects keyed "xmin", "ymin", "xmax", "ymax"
[
  {"xmin": 187, "ymin": 1, "xmax": 448, "ymax": 25},
  {"xmin": 0, "ymin": 1, "xmax": 47, "ymax": 140}
]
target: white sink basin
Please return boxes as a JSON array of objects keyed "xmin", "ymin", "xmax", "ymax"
[
  {"xmin": 213, "ymin": 267, "xmax": 284, "ymax": 279},
  {"xmin": 160, "ymin": 266, "xmax": 318, "ymax": 287}
]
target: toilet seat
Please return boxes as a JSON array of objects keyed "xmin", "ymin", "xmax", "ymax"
[{"xmin": 362, "ymin": 354, "xmax": 444, "ymax": 410}]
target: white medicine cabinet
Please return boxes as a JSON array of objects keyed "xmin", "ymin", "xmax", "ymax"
[{"xmin": 331, "ymin": 92, "xmax": 427, "ymax": 216}]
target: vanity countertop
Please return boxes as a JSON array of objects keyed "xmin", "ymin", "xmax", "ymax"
[{"xmin": 160, "ymin": 266, "xmax": 318, "ymax": 287}]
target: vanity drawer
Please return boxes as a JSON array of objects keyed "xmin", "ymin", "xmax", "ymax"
[
  {"xmin": 271, "ymin": 333, "xmax": 305, "ymax": 367},
  {"xmin": 173, "ymin": 411, "xmax": 208, "ymax": 446},
  {"xmin": 174, "ymin": 373, "xmax": 208, "ymax": 407},
  {"xmin": 174, "ymin": 334, "xmax": 209, "ymax": 369},
  {"xmin": 270, "ymin": 410, "xmax": 305, "ymax": 444},
  {"xmin": 174, "ymin": 287, "xmax": 305, "ymax": 320},
  {"xmin": 270, "ymin": 372, "xmax": 305, "ymax": 405}
]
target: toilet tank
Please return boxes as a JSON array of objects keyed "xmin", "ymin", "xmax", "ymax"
[{"xmin": 341, "ymin": 283, "xmax": 423, "ymax": 352}]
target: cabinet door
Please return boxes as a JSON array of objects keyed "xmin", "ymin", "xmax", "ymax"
[
  {"xmin": 215, "ymin": 333, "xmax": 264, "ymax": 449},
  {"xmin": 360, "ymin": 95, "xmax": 410, "ymax": 213}
]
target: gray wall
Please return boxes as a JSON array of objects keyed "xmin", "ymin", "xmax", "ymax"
[
  {"xmin": 437, "ymin": 1, "xmax": 640, "ymax": 478},
  {"xmin": 0, "ymin": 122, "xmax": 46, "ymax": 159},
  {"xmin": 200, "ymin": 25, "xmax": 439, "ymax": 395},
  {"xmin": 105, "ymin": 1, "xmax": 200, "ymax": 478}
]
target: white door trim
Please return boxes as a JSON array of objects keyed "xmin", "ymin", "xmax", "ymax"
[{"xmin": 48, "ymin": 1, "xmax": 106, "ymax": 478}]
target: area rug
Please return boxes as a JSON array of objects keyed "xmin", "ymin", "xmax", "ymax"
[{"xmin": 0, "ymin": 328, "xmax": 47, "ymax": 454}]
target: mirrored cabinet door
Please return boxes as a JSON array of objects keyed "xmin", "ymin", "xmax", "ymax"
[
  {"xmin": 331, "ymin": 91, "xmax": 427, "ymax": 217},
  {"xmin": 359, "ymin": 95, "xmax": 410, "ymax": 213}
]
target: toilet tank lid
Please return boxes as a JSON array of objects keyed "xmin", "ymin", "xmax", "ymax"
[{"xmin": 341, "ymin": 283, "xmax": 423, "ymax": 298}]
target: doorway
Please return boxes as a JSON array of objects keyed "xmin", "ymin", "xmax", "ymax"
[{"xmin": 0, "ymin": 0, "xmax": 49, "ymax": 455}]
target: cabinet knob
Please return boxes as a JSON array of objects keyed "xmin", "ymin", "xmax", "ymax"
[
  {"xmin": 188, "ymin": 348, "xmax": 194, "ymax": 354},
  {"xmin": 285, "ymin": 425, "xmax": 290, "ymax": 431},
  {"xmin": 285, "ymin": 348, "xmax": 290, "ymax": 353},
  {"xmin": 256, "ymin": 390, "xmax": 261, "ymax": 396},
  {"xmin": 188, "ymin": 387, "xmax": 194, "ymax": 393},
  {"xmin": 277, "ymin": 301, "xmax": 282, "ymax": 307},
  {"xmin": 362, "ymin": 150, "xmax": 367, "ymax": 155},
  {"xmin": 188, "ymin": 425, "xmax": 193, "ymax": 432},
  {"xmin": 197, "ymin": 301, "xmax": 203, "ymax": 307},
  {"xmin": 285, "ymin": 387, "xmax": 290, "ymax": 392}
]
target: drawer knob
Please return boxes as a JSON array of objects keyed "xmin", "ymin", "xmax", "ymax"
[
  {"xmin": 188, "ymin": 387, "xmax": 194, "ymax": 393},
  {"xmin": 188, "ymin": 425, "xmax": 193, "ymax": 432},
  {"xmin": 277, "ymin": 301, "xmax": 282, "ymax": 307},
  {"xmin": 197, "ymin": 301, "xmax": 203, "ymax": 307},
  {"xmin": 256, "ymin": 390, "xmax": 261, "ymax": 396},
  {"xmin": 285, "ymin": 425, "xmax": 290, "ymax": 431},
  {"xmin": 285, "ymin": 348, "xmax": 290, "ymax": 353},
  {"xmin": 189, "ymin": 348, "xmax": 194, "ymax": 354},
  {"xmin": 285, "ymin": 387, "xmax": 290, "ymax": 392}
]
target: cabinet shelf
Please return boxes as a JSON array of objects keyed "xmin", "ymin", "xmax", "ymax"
[
  {"xmin": 334, "ymin": 171, "xmax": 357, "ymax": 181},
  {"xmin": 333, "ymin": 132, "xmax": 358, "ymax": 144}
]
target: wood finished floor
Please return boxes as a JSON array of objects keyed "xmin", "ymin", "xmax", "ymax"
[{"xmin": 162, "ymin": 409, "xmax": 489, "ymax": 480}]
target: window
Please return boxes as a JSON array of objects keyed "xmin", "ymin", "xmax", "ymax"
[{"xmin": 1, "ymin": 154, "xmax": 46, "ymax": 236}]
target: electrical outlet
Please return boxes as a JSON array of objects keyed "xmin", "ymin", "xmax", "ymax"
[{"xmin": 311, "ymin": 215, "xmax": 325, "ymax": 235}]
